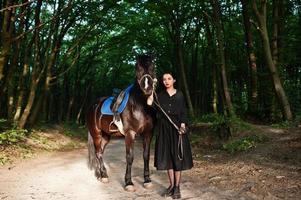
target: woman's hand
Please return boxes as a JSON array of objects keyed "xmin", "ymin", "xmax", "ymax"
[
  {"xmin": 179, "ymin": 123, "xmax": 186, "ymax": 135},
  {"xmin": 180, "ymin": 123, "xmax": 185, "ymax": 129}
]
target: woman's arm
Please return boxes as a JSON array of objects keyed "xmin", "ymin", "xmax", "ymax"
[{"xmin": 179, "ymin": 91, "xmax": 188, "ymax": 126}]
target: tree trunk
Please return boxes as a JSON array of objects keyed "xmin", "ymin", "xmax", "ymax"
[
  {"xmin": 29, "ymin": 49, "xmax": 57, "ymax": 125},
  {"xmin": 203, "ymin": 12, "xmax": 217, "ymax": 113},
  {"xmin": 0, "ymin": 0, "xmax": 13, "ymax": 87},
  {"xmin": 169, "ymin": 5, "xmax": 195, "ymax": 117},
  {"xmin": 30, "ymin": 1, "xmax": 75, "ymax": 125},
  {"xmin": 211, "ymin": 0, "xmax": 235, "ymax": 117},
  {"xmin": 66, "ymin": 97, "xmax": 74, "ymax": 121},
  {"xmin": 252, "ymin": 0, "xmax": 293, "ymax": 120},
  {"xmin": 18, "ymin": 0, "xmax": 43, "ymax": 128},
  {"xmin": 270, "ymin": 0, "xmax": 281, "ymax": 119},
  {"xmin": 6, "ymin": 40, "xmax": 18, "ymax": 121},
  {"xmin": 177, "ymin": 43, "xmax": 194, "ymax": 117},
  {"xmin": 18, "ymin": 77, "xmax": 38, "ymax": 129},
  {"xmin": 6, "ymin": 0, "xmax": 28, "ymax": 121},
  {"xmin": 14, "ymin": 61, "xmax": 29, "ymax": 121},
  {"xmin": 0, "ymin": 0, "xmax": 14, "ymax": 116},
  {"xmin": 241, "ymin": 0, "xmax": 258, "ymax": 114},
  {"xmin": 13, "ymin": 2, "xmax": 31, "ymax": 121},
  {"xmin": 272, "ymin": 0, "xmax": 279, "ymax": 66},
  {"xmin": 191, "ymin": 23, "xmax": 200, "ymax": 113},
  {"xmin": 77, "ymin": 84, "xmax": 90, "ymax": 124}
]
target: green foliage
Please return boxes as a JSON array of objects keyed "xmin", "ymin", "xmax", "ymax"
[
  {"xmin": 228, "ymin": 116, "xmax": 253, "ymax": 134},
  {"xmin": 0, "ymin": 118, "xmax": 9, "ymax": 131},
  {"xmin": 189, "ymin": 131, "xmax": 205, "ymax": 147},
  {"xmin": 0, "ymin": 128, "xmax": 27, "ymax": 145},
  {"xmin": 0, "ymin": 156, "xmax": 11, "ymax": 165},
  {"xmin": 1, "ymin": 0, "xmax": 301, "ymax": 127},
  {"xmin": 271, "ymin": 121, "xmax": 292, "ymax": 129},
  {"xmin": 271, "ymin": 114, "xmax": 301, "ymax": 128},
  {"xmin": 222, "ymin": 134, "xmax": 269, "ymax": 153},
  {"xmin": 198, "ymin": 114, "xmax": 252, "ymax": 135},
  {"xmin": 198, "ymin": 113, "xmax": 225, "ymax": 123},
  {"xmin": 62, "ymin": 122, "xmax": 87, "ymax": 141}
]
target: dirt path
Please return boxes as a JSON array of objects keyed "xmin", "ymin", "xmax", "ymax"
[
  {"xmin": 1, "ymin": 126, "xmax": 300, "ymax": 200},
  {"xmin": 0, "ymin": 137, "xmax": 240, "ymax": 200}
]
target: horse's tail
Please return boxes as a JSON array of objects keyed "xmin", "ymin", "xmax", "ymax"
[{"xmin": 87, "ymin": 131, "xmax": 98, "ymax": 171}]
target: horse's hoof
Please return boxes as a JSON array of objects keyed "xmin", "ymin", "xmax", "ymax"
[
  {"xmin": 124, "ymin": 185, "xmax": 136, "ymax": 192},
  {"xmin": 101, "ymin": 178, "xmax": 109, "ymax": 183},
  {"xmin": 143, "ymin": 182, "xmax": 153, "ymax": 189}
]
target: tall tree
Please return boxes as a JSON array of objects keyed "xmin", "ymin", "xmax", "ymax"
[
  {"xmin": 211, "ymin": 0, "xmax": 235, "ymax": 117},
  {"xmin": 29, "ymin": 0, "xmax": 76, "ymax": 125},
  {"xmin": 252, "ymin": 0, "xmax": 293, "ymax": 120},
  {"xmin": 0, "ymin": 0, "xmax": 14, "ymax": 102},
  {"xmin": 168, "ymin": 1, "xmax": 195, "ymax": 117},
  {"xmin": 241, "ymin": 0, "xmax": 258, "ymax": 114},
  {"xmin": 18, "ymin": 0, "xmax": 43, "ymax": 128}
]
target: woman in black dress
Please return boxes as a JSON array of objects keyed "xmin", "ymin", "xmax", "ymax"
[{"xmin": 154, "ymin": 72, "xmax": 193, "ymax": 199}]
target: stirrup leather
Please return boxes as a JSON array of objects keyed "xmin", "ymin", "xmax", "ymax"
[{"xmin": 109, "ymin": 114, "xmax": 125, "ymax": 135}]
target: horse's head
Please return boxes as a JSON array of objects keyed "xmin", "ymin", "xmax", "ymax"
[{"xmin": 135, "ymin": 54, "xmax": 157, "ymax": 104}]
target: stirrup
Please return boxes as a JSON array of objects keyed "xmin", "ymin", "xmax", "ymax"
[
  {"xmin": 114, "ymin": 116, "xmax": 125, "ymax": 135},
  {"xmin": 109, "ymin": 120, "xmax": 119, "ymax": 132},
  {"xmin": 109, "ymin": 115, "xmax": 125, "ymax": 135}
]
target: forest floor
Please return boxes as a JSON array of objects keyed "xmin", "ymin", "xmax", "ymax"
[{"xmin": 0, "ymin": 123, "xmax": 300, "ymax": 200}]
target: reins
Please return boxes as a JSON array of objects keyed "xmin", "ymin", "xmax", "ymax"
[
  {"xmin": 153, "ymin": 91, "xmax": 184, "ymax": 161},
  {"xmin": 137, "ymin": 74, "xmax": 184, "ymax": 160}
]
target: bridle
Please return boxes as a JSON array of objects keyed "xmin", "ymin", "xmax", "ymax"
[{"xmin": 137, "ymin": 73, "xmax": 157, "ymax": 95}]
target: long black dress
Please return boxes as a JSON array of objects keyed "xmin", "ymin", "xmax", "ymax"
[{"xmin": 154, "ymin": 90, "xmax": 193, "ymax": 171}]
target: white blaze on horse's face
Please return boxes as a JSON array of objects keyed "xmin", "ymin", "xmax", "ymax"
[
  {"xmin": 139, "ymin": 74, "xmax": 154, "ymax": 96},
  {"xmin": 144, "ymin": 77, "xmax": 149, "ymax": 90}
]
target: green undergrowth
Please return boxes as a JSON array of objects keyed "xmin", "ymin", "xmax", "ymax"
[
  {"xmin": 222, "ymin": 134, "xmax": 269, "ymax": 153},
  {"xmin": 270, "ymin": 114, "xmax": 301, "ymax": 129},
  {"xmin": 190, "ymin": 114, "xmax": 270, "ymax": 155},
  {"xmin": 0, "ymin": 119, "xmax": 28, "ymax": 145},
  {"xmin": 194, "ymin": 114, "xmax": 254, "ymax": 137},
  {"xmin": 0, "ymin": 121, "xmax": 87, "ymax": 165}
]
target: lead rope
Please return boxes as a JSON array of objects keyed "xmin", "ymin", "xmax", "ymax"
[{"xmin": 153, "ymin": 91, "xmax": 184, "ymax": 161}]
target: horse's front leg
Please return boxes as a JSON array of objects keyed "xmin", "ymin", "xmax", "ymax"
[
  {"xmin": 124, "ymin": 130, "xmax": 136, "ymax": 191},
  {"xmin": 142, "ymin": 131, "xmax": 153, "ymax": 188}
]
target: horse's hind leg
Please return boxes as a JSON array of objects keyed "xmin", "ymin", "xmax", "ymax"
[
  {"xmin": 142, "ymin": 131, "xmax": 153, "ymax": 188},
  {"xmin": 95, "ymin": 133, "xmax": 111, "ymax": 182},
  {"xmin": 90, "ymin": 130, "xmax": 110, "ymax": 183}
]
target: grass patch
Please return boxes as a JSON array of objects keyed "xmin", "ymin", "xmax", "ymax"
[
  {"xmin": 189, "ymin": 131, "xmax": 205, "ymax": 147},
  {"xmin": 0, "ymin": 124, "xmax": 27, "ymax": 145},
  {"xmin": 222, "ymin": 134, "xmax": 269, "ymax": 153},
  {"xmin": 61, "ymin": 121, "xmax": 87, "ymax": 141},
  {"xmin": 0, "ymin": 122, "xmax": 87, "ymax": 165},
  {"xmin": 197, "ymin": 114, "xmax": 253, "ymax": 136}
]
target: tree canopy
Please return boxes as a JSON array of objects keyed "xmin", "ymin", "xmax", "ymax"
[{"xmin": 1, "ymin": 0, "xmax": 300, "ymax": 128}]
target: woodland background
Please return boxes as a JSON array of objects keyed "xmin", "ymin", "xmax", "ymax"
[{"xmin": 0, "ymin": 0, "xmax": 301, "ymax": 131}]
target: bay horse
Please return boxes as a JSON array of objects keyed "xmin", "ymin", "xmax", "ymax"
[{"xmin": 86, "ymin": 54, "xmax": 156, "ymax": 191}]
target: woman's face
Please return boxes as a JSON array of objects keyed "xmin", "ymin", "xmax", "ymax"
[{"xmin": 162, "ymin": 73, "xmax": 175, "ymax": 89}]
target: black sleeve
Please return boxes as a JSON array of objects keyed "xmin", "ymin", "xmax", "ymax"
[
  {"xmin": 179, "ymin": 92, "xmax": 188, "ymax": 124},
  {"xmin": 153, "ymin": 92, "xmax": 164, "ymax": 119}
]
